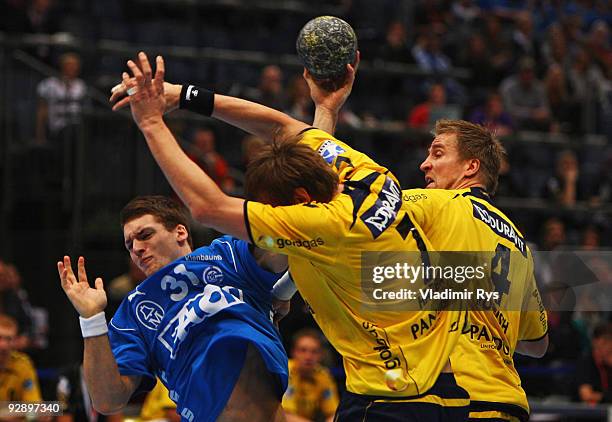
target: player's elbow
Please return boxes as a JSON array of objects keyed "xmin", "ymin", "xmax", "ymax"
[{"xmin": 517, "ymin": 335, "xmax": 549, "ymax": 358}]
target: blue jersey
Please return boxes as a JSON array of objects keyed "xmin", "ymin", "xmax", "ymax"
[{"xmin": 108, "ymin": 236, "xmax": 288, "ymax": 422}]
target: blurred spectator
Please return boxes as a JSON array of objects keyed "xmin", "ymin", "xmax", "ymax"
[
  {"xmin": 585, "ymin": 20, "xmax": 611, "ymax": 71},
  {"xmin": 500, "ymin": 57, "xmax": 551, "ymax": 131},
  {"xmin": 373, "ymin": 21, "xmax": 413, "ymax": 63},
  {"xmin": 468, "ymin": 91, "xmax": 514, "ymax": 136},
  {"xmin": 541, "ymin": 24, "xmax": 570, "ymax": 69},
  {"xmin": 285, "ymin": 76, "xmax": 314, "ymax": 123},
  {"xmin": 140, "ymin": 380, "xmax": 180, "ymax": 422},
  {"xmin": 575, "ymin": 323, "xmax": 612, "ymax": 404},
  {"xmin": 544, "ymin": 64, "xmax": 580, "ymax": 133},
  {"xmin": 26, "ymin": 0, "xmax": 60, "ymax": 35},
  {"xmin": 283, "ymin": 329, "xmax": 339, "ymax": 422},
  {"xmin": 106, "ymin": 259, "xmax": 146, "ymax": 316},
  {"xmin": 511, "ymin": 11, "xmax": 538, "ymax": 61},
  {"xmin": 481, "ymin": 15, "xmax": 514, "ymax": 80},
  {"xmin": 0, "ymin": 314, "xmax": 41, "ymax": 402},
  {"xmin": 0, "ymin": 0, "xmax": 59, "ymax": 35},
  {"xmin": 539, "ymin": 217, "xmax": 566, "ymax": 252},
  {"xmin": 407, "ymin": 82, "xmax": 451, "ymax": 129},
  {"xmin": 412, "ymin": 29, "xmax": 452, "ymax": 73},
  {"xmin": 581, "ymin": 225, "xmax": 602, "ymax": 251},
  {"xmin": 566, "ymin": 47, "xmax": 606, "ymax": 133},
  {"xmin": 457, "ymin": 34, "xmax": 498, "ymax": 96},
  {"xmin": 451, "ymin": 0, "xmax": 480, "ymax": 24},
  {"xmin": 35, "ymin": 52, "xmax": 87, "ymax": 147},
  {"xmin": 544, "ymin": 150, "xmax": 592, "ymax": 206},
  {"xmin": 187, "ymin": 127, "xmax": 235, "ymax": 193},
  {"xmin": 0, "ymin": 261, "xmax": 34, "ymax": 350},
  {"xmin": 56, "ymin": 364, "xmax": 123, "ymax": 422},
  {"xmin": 242, "ymin": 65, "xmax": 287, "ymax": 110}
]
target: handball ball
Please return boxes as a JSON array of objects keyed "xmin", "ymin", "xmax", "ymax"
[{"xmin": 296, "ymin": 16, "xmax": 358, "ymax": 80}]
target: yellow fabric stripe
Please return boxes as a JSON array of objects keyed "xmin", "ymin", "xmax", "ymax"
[
  {"xmin": 468, "ymin": 410, "xmax": 521, "ymax": 421},
  {"xmin": 373, "ymin": 394, "xmax": 469, "ymax": 408}
]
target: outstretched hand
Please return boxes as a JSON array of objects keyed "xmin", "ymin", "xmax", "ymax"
[
  {"xmin": 122, "ymin": 52, "xmax": 167, "ymax": 129},
  {"xmin": 58, "ymin": 256, "xmax": 107, "ymax": 318},
  {"xmin": 110, "ymin": 80, "xmax": 181, "ymax": 114},
  {"xmin": 304, "ymin": 50, "xmax": 360, "ymax": 114}
]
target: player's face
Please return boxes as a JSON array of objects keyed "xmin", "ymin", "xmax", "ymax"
[
  {"xmin": 0, "ymin": 325, "xmax": 16, "ymax": 362},
  {"xmin": 123, "ymin": 214, "xmax": 188, "ymax": 277},
  {"xmin": 292, "ymin": 336, "xmax": 322, "ymax": 373},
  {"xmin": 420, "ymin": 133, "xmax": 469, "ymax": 190}
]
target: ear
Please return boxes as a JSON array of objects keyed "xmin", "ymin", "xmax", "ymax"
[
  {"xmin": 464, "ymin": 158, "xmax": 480, "ymax": 178},
  {"xmin": 293, "ymin": 187, "xmax": 312, "ymax": 204},
  {"xmin": 175, "ymin": 224, "xmax": 189, "ymax": 244}
]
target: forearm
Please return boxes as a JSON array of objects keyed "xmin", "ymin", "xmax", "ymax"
[
  {"xmin": 211, "ymin": 94, "xmax": 308, "ymax": 142},
  {"xmin": 83, "ymin": 336, "xmax": 133, "ymax": 413},
  {"xmin": 313, "ymin": 105, "xmax": 339, "ymax": 135},
  {"xmin": 140, "ymin": 120, "xmax": 247, "ymax": 238}
]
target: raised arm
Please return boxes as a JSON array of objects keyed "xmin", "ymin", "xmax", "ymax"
[
  {"xmin": 122, "ymin": 53, "xmax": 256, "ymax": 237},
  {"xmin": 110, "ymin": 54, "xmax": 309, "ymax": 143},
  {"xmin": 58, "ymin": 256, "xmax": 140, "ymax": 414},
  {"xmin": 306, "ymin": 52, "xmax": 359, "ymax": 134}
]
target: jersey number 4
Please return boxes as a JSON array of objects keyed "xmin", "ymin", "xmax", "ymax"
[{"xmin": 491, "ymin": 243, "xmax": 511, "ymax": 304}]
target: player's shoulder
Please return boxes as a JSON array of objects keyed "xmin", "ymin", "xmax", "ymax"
[
  {"xmin": 402, "ymin": 188, "xmax": 452, "ymax": 202},
  {"xmin": 402, "ymin": 188, "xmax": 455, "ymax": 212},
  {"xmin": 8, "ymin": 351, "xmax": 35, "ymax": 371}
]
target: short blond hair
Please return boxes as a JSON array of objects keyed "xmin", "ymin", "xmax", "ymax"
[{"xmin": 434, "ymin": 119, "xmax": 506, "ymax": 194}]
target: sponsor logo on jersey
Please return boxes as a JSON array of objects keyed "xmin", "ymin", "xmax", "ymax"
[
  {"xmin": 402, "ymin": 192, "xmax": 427, "ymax": 202},
  {"xmin": 318, "ymin": 139, "xmax": 345, "ymax": 164},
  {"xmin": 361, "ymin": 176, "xmax": 402, "ymax": 239},
  {"xmin": 471, "ymin": 200, "xmax": 526, "ymax": 256},
  {"xmin": 275, "ymin": 237, "xmax": 325, "ymax": 250},
  {"xmin": 185, "ymin": 254, "xmax": 222, "ymax": 262},
  {"xmin": 202, "ymin": 265, "xmax": 224, "ymax": 284},
  {"xmin": 136, "ymin": 300, "xmax": 165, "ymax": 330}
]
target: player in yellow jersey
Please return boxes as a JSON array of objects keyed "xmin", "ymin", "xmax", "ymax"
[
  {"xmin": 405, "ymin": 120, "xmax": 548, "ymax": 422},
  {"xmin": 140, "ymin": 379, "xmax": 180, "ymax": 421},
  {"xmin": 283, "ymin": 329, "xmax": 339, "ymax": 422},
  {"xmin": 111, "ymin": 52, "xmax": 468, "ymax": 421},
  {"xmin": 0, "ymin": 314, "xmax": 42, "ymax": 403}
]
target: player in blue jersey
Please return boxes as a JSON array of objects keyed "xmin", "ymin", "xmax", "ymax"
[{"xmin": 58, "ymin": 195, "xmax": 290, "ymax": 422}]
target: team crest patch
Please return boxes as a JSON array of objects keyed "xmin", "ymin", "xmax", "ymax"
[
  {"xmin": 202, "ymin": 265, "xmax": 224, "ymax": 284},
  {"xmin": 318, "ymin": 140, "xmax": 345, "ymax": 164},
  {"xmin": 136, "ymin": 300, "xmax": 165, "ymax": 330}
]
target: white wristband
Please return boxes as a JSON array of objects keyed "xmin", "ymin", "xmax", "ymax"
[
  {"xmin": 272, "ymin": 272, "xmax": 297, "ymax": 301},
  {"xmin": 79, "ymin": 312, "xmax": 108, "ymax": 338}
]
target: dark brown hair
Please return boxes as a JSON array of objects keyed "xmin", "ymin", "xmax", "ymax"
[
  {"xmin": 245, "ymin": 138, "xmax": 339, "ymax": 205},
  {"xmin": 120, "ymin": 196, "xmax": 193, "ymax": 248},
  {"xmin": 434, "ymin": 119, "xmax": 506, "ymax": 194}
]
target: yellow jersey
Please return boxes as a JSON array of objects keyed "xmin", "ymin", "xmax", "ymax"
[
  {"xmin": 0, "ymin": 351, "xmax": 42, "ymax": 401},
  {"xmin": 140, "ymin": 379, "xmax": 177, "ymax": 420},
  {"xmin": 404, "ymin": 187, "xmax": 548, "ymax": 419},
  {"xmin": 246, "ymin": 128, "xmax": 465, "ymax": 397},
  {"xmin": 282, "ymin": 359, "xmax": 339, "ymax": 419}
]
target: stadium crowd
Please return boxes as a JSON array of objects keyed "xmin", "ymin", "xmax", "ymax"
[{"xmin": 0, "ymin": 0, "xmax": 611, "ymax": 420}]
